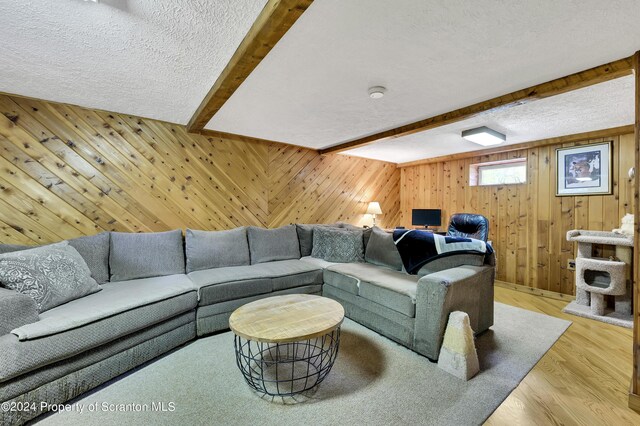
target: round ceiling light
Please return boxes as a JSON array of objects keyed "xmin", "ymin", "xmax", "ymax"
[{"xmin": 368, "ymin": 86, "xmax": 386, "ymax": 99}]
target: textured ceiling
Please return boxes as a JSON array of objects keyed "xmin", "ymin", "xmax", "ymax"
[
  {"xmin": 0, "ymin": 0, "xmax": 267, "ymax": 124},
  {"xmin": 342, "ymin": 76, "xmax": 635, "ymax": 163},
  {"xmin": 207, "ymin": 0, "xmax": 640, "ymax": 151}
]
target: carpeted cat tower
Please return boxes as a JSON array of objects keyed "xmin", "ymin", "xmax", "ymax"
[{"xmin": 564, "ymin": 229, "xmax": 634, "ymax": 328}]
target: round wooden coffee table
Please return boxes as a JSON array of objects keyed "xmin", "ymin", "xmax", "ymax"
[{"xmin": 229, "ymin": 294, "xmax": 345, "ymax": 397}]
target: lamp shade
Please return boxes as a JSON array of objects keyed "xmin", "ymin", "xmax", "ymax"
[{"xmin": 366, "ymin": 202, "xmax": 382, "ymax": 215}]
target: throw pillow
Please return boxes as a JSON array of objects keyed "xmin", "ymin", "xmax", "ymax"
[
  {"xmin": 334, "ymin": 222, "xmax": 372, "ymax": 247},
  {"xmin": 0, "ymin": 241, "xmax": 101, "ymax": 313},
  {"xmin": 311, "ymin": 226, "xmax": 364, "ymax": 263},
  {"xmin": 185, "ymin": 227, "xmax": 250, "ymax": 273},
  {"xmin": 247, "ymin": 225, "xmax": 300, "ymax": 264},
  {"xmin": 109, "ymin": 230, "xmax": 185, "ymax": 281},
  {"xmin": 365, "ymin": 226, "xmax": 403, "ymax": 271},
  {"xmin": 1, "ymin": 234, "xmax": 111, "ymax": 284}
]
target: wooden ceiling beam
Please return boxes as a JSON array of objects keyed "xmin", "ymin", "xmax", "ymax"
[
  {"xmin": 186, "ymin": 0, "xmax": 313, "ymax": 133},
  {"xmin": 320, "ymin": 56, "xmax": 634, "ymax": 155}
]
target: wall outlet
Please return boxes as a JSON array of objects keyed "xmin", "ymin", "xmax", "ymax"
[{"xmin": 567, "ymin": 259, "xmax": 576, "ymax": 270}]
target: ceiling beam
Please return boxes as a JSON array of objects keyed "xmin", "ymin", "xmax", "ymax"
[
  {"xmin": 397, "ymin": 125, "xmax": 634, "ymax": 168},
  {"xmin": 186, "ymin": 0, "xmax": 313, "ymax": 133},
  {"xmin": 320, "ymin": 56, "xmax": 634, "ymax": 155}
]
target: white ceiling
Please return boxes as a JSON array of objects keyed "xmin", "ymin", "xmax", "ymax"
[
  {"xmin": 343, "ymin": 76, "xmax": 635, "ymax": 164},
  {"xmin": 1, "ymin": 0, "xmax": 638, "ymax": 164},
  {"xmin": 0, "ymin": 0, "xmax": 267, "ymax": 124},
  {"xmin": 207, "ymin": 0, "xmax": 640, "ymax": 154}
]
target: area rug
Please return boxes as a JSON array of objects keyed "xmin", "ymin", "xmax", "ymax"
[
  {"xmin": 35, "ymin": 302, "xmax": 570, "ymax": 426},
  {"xmin": 563, "ymin": 300, "xmax": 632, "ymax": 328}
]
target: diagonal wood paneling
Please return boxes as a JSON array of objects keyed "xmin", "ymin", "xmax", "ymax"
[{"xmin": 0, "ymin": 93, "xmax": 400, "ymax": 245}]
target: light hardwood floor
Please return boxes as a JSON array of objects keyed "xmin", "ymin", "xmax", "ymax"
[{"xmin": 486, "ymin": 287, "xmax": 640, "ymax": 425}]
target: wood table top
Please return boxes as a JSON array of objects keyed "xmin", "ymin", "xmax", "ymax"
[{"xmin": 229, "ymin": 294, "xmax": 345, "ymax": 343}]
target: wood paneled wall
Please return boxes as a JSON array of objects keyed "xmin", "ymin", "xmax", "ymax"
[
  {"xmin": 400, "ymin": 134, "xmax": 635, "ymax": 296},
  {"xmin": 0, "ymin": 93, "xmax": 400, "ymax": 245}
]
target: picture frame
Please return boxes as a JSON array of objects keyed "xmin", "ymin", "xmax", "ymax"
[{"xmin": 555, "ymin": 141, "xmax": 612, "ymax": 196}]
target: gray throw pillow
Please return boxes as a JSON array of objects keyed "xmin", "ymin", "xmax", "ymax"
[
  {"xmin": 185, "ymin": 227, "xmax": 250, "ymax": 273},
  {"xmin": 110, "ymin": 230, "xmax": 185, "ymax": 281},
  {"xmin": 311, "ymin": 226, "xmax": 364, "ymax": 263},
  {"xmin": 247, "ymin": 225, "xmax": 300, "ymax": 264},
  {"xmin": 334, "ymin": 222, "xmax": 372, "ymax": 247},
  {"xmin": 0, "ymin": 241, "xmax": 101, "ymax": 313},
  {"xmin": 365, "ymin": 227, "xmax": 403, "ymax": 271},
  {"xmin": 68, "ymin": 232, "xmax": 110, "ymax": 284}
]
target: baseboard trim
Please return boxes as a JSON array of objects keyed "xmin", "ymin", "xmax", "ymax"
[{"xmin": 495, "ymin": 280, "xmax": 575, "ymax": 302}]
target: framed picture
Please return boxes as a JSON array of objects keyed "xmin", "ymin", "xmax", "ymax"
[{"xmin": 556, "ymin": 141, "xmax": 612, "ymax": 196}]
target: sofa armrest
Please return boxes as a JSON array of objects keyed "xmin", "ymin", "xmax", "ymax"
[
  {"xmin": 0, "ymin": 288, "xmax": 39, "ymax": 336},
  {"xmin": 412, "ymin": 264, "xmax": 494, "ymax": 360}
]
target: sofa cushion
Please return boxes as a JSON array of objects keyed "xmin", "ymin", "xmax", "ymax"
[
  {"xmin": 188, "ymin": 259, "xmax": 323, "ymax": 305},
  {"xmin": 326, "ymin": 263, "xmax": 418, "ymax": 317},
  {"xmin": 365, "ymin": 227, "xmax": 403, "ymax": 271},
  {"xmin": 299, "ymin": 255, "xmax": 340, "ymax": 269},
  {"xmin": 0, "ymin": 277, "xmax": 196, "ymax": 382},
  {"xmin": 0, "ymin": 242, "xmax": 101, "ymax": 313},
  {"xmin": 68, "ymin": 232, "xmax": 110, "ymax": 284},
  {"xmin": 417, "ymin": 253, "xmax": 485, "ymax": 276},
  {"xmin": 323, "ymin": 269, "xmax": 360, "ymax": 295},
  {"xmin": 10, "ymin": 274, "xmax": 196, "ymax": 341},
  {"xmin": 185, "ymin": 227, "xmax": 250, "ymax": 273},
  {"xmin": 312, "ymin": 226, "xmax": 364, "ymax": 263},
  {"xmin": 110, "ymin": 230, "xmax": 185, "ymax": 281},
  {"xmin": 295, "ymin": 224, "xmax": 316, "ymax": 257},
  {"xmin": 247, "ymin": 225, "xmax": 300, "ymax": 264}
]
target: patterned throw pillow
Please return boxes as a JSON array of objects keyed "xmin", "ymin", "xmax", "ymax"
[
  {"xmin": 0, "ymin": 241, "xmax": 101, "ymax": 313},
  {"xmin": 311, "ymin": 226, "xmax": 364, "ymax": 263}
]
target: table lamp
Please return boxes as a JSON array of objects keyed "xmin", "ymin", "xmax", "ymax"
[{"xmin": 366, "ymin": 202, "xmax": 383, "ymax": 227}]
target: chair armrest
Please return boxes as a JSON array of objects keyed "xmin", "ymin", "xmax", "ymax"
[
  {"xmin": 412, "ymin": 265, "xmax": 494, "ymax": 360},
  {"xmin": 0, "ymin": 288, "xmax": 39, "ymax": 336}
]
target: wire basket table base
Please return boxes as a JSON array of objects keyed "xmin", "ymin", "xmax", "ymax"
[{"xmin": 233, "ymin": 328, "xmax": 341, "ymax": 397}]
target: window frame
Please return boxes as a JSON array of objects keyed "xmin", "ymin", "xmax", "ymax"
[{"xmin": 469, "ymin": 158, "xmax": 527, "ymax": 187}]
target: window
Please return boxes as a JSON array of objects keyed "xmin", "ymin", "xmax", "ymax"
[{"xmin": 470, "ymin": 158, "xmax": 527, "ymax": 186}]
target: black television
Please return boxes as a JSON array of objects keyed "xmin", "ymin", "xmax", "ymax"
[{"xmin": 411, "ymin": 209, "xmax": 442, "ymax": 228}]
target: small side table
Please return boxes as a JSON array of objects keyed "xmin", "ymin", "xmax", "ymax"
[{"xmin": 229, "ymin": 294, "xmax": 344, "ymax": 397}]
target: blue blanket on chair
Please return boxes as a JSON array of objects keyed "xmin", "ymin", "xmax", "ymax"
[{"xmin": 392, "ymin": 229, "xmax": 492, "ymax": 275}]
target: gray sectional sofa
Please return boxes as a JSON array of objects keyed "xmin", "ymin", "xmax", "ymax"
[{"xmin": 0, "ymin": 223, "xmax": 494, "ymax": 424}]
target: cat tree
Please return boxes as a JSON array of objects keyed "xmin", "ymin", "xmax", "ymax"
[{"xmin": 564, "ymin": 230, "xmax": 633, "ymax": 327}]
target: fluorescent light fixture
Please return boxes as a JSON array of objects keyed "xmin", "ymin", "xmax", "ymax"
[{"xmin": 461, "ymin": 126, "xmax": 506, "ymax": 146}]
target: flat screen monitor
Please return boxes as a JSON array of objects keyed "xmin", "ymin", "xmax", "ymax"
[{"xmin": 411, "ymin": 209, "xmax": 442, "ymax": 227}]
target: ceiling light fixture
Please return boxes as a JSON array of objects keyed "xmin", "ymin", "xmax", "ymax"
[
  {"xmin": 461, "ymin": 126, "xmax": 506, "ymax": 146},
  {"xmin": 368, "ymin": 86, "xmax": 386, "ymax": 99}
]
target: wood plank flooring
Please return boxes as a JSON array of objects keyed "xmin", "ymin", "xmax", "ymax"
[{"xmin": 487, "ymin": 287, "xmax": 640, "ymax": 425}]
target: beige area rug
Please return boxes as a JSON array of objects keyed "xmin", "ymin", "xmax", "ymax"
[{"xmin": 35, "ymin": 302, "xmax": 570, "ymax": 426}]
